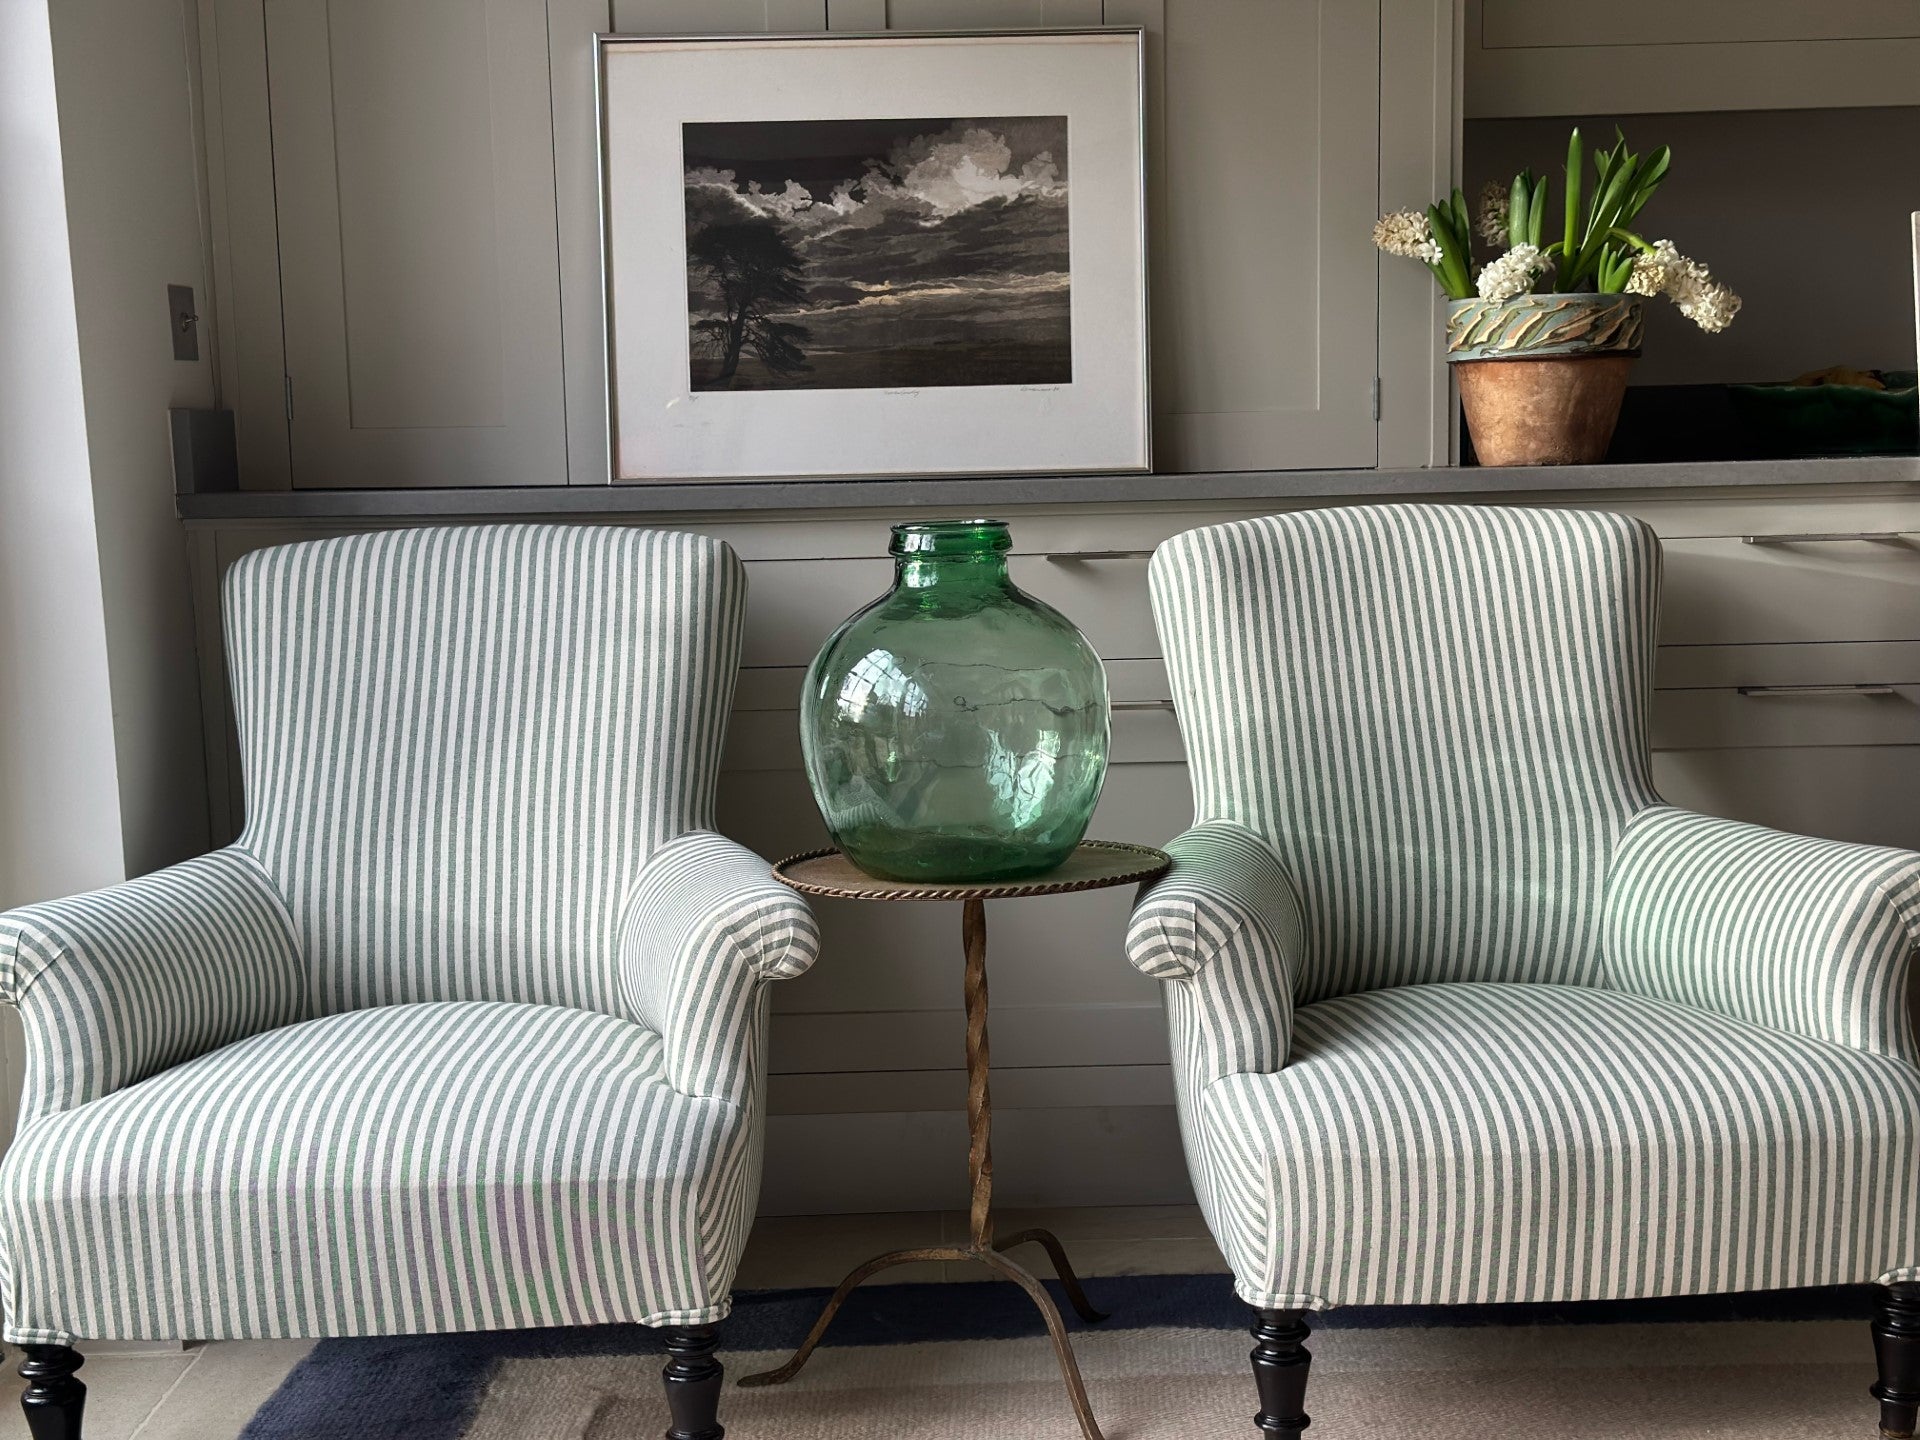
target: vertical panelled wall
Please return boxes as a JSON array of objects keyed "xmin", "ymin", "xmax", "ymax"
[
  {"xmin": 264, "ymin": 0, "xmax": 570, "ymax": 487},
  {"xmin": 48, "ymin": 0, "xmax": 216, "ymax": 880},
  {"xmin": 200, "ymin": 0, "xmax": 1455, "ymax": 490},
  {"xmin": 0, "ymin": 0, "xmax": 132, "ymax": 1168},
  {"xmin": 598, "ymin": 0, "xmax": 1393, "ymax": 473},
  {"xmin": 201, "ymin": 0, "xmax": 613, "ymax": 489}
]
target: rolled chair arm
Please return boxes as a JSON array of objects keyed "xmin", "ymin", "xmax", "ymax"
[
  {"xmin": 1127, "ymin": 821, "xmax": 1305, "ymax": 1084},
  {"xmin": 619, "ymin": 831, "xmax": 820, "ymax": 1104},
  {"xmin": 1605, "ymin": 805, "xmax": 1920, "ymax": 1063},
  {"xmin": 0, "ymin": 848, "xmax": 305, "ymax": 1126}
]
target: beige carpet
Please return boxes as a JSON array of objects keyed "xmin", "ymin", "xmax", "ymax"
[{"xmin": 462, "ymin": 1321, "xmax": 1876, "ymax": 1439}]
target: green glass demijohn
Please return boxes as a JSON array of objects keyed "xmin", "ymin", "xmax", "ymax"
[{"xmin": 799, "ymin": 520, "xmax": 1111, "ymax": 883}]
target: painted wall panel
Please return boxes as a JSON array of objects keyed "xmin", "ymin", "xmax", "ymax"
[
  {"xmin": 265, "ymin": 0, "xmax": 568, "ymax": 486},
  {"xmin": 48, "ymin": 0, "xmax": 215, "ymax": 878}
]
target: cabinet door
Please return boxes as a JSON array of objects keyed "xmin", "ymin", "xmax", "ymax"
[
  {"xmin": 920, "ymin": 1, "xmax": 1388, "ymax": 472},
  {"xmin": 1466, "ymin": 0, "xmax": 1920, "ymax": 116},
  {"xmin": 846, "ymin": 0, "xmax": 1102, "ymax": 24},
  {"xmin": 610, "ymin": 1, "xmax": 823, "ymax": 25},
  {"xmin": 264, "ymin": 0, "xmax": 572, "ymax": 487},
  {"xmin": 1655, "ymin": 748, "xmax": 1920, "ymax": 854},
  {"xmin": 1122, "ymin": 0, "xmax": 1381, "ymax": 472},
  {"xmin": 617, "ymin": 0, "xmax": 1383, "ymax": 475}
]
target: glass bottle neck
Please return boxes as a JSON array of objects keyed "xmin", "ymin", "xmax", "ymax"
[{"xmin": 896, "ymin": 552, "xmax": 1012, "ymax": 591}]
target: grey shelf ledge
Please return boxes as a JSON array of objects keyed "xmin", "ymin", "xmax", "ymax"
[{"xmin": 175, "ymin": 455, "xmax": 1920, "ymax": 521}]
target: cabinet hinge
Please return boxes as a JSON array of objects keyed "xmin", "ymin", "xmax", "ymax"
[
  {"xmin": 1370, "ymin": 376, "xmax": 1381, "ymax": 421},
  {"xmin": 283, "ymin": 375, "xmax": 294, "ymax": 422}
]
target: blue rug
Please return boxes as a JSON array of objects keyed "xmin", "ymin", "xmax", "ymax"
[{"xmin": 240, "ymin": 1275, "xmax": 1877, "ymax": 1439}]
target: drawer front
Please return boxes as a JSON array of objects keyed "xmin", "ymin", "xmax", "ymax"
[
  {"xmin": 725, "ymin": 658, "xmax": 1177, "ymax": 772},
  {"xmin": 751, "ymin": 515, "xmax": 1920, "ymax": 666},
  {"xmin": 1660, "ymin": 533, "xmax": 1920, "ymax": 646},
  {"xmin": 769, "ymin": 1064, "xmax": 1174, "ymax": 1117},
  {"xmin": 743, "ymin": 550, "xmax": 1163, "ymax": 669},
  {"xmin": 1655, "ymin": 747, "xmax": 1920, "ymax": 853},
  {"xmin": 1652, "ymin": 685, "xmax": 1920, "ymax": 751},
  {"xmin": 741, "ymin": 558, "xmax": 892, "ymax": 669},
  {"xmin": 1011, "ymin": 551, "xmax": 1160, "ymax": 661},
  {"xmin": 1655, "ymin": 641, "xmax": 1920, "ymax": 689}
]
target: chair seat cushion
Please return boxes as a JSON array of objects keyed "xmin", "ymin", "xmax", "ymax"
[
  {"xmin": 1201, "ymin": 983, "xmax": 1920, "ymax": 1311},
  {"xmin": 0, "ymin": 1002, "xmax": 751, "ymax": 1344}
]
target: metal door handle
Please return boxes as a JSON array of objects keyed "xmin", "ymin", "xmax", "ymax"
[
  {"xmin": 1741, "ymin": 532, "xmax": 1912, "ymax": 545},
  {"xmin": 1111, "ymin": 699, "xmax": 1175, "ymax": 712},
  {"xmin": 1735, "ymin": 695, "xmax": 1896, "ymax": 706},
  {"xmin": 1044, "ymin": 549, "xmax": 1153, "ymax": 562}
]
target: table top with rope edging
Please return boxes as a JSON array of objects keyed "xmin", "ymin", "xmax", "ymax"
[{"xmin": 771, "ymin": 840, "xmax": 1170, "ymax": 902}]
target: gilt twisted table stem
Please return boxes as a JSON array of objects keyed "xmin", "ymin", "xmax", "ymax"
[{"xmin": 740, "ymin": 842, "xmax": 1171, "ymax": 1440}]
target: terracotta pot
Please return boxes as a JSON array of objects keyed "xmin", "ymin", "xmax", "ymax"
[
  {"xmin": 1453, "ymin": 354, "xmax": 1636, "ymax": 467},
  {"xmin": 1445, "ymin": 293, "xmax": 1644, "ymax": 467}
]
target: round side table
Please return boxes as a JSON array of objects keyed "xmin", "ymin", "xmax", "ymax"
[{"xmin": 739, "ymin": 840, "xmax": 1171, "ymax": 1440}]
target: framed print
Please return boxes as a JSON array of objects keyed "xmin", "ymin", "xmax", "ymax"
[{"xmin": 597, "ymin": 30, "xmax": 1149, "ymax": 481}]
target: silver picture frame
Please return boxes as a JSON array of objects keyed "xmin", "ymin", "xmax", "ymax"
[{"xmin": 596, "ymin": 29, "xmax": 1150, "ymax": 483}]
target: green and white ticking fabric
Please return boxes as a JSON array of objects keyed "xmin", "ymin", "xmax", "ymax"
[
  {"xmin": 1132, "ymin": 504, "xmax": 1920, "ymax": 1311},
  {"xmin": 0, "ymin": 525, "xmax": 818, "ymax": 1345}
]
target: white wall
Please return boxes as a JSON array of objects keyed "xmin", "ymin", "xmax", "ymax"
[
  {"xmin": 0, "ymin": 1, "xmax": 129, "ymax": 913},
  {"xmin": 46, "ymin": 0, "xmax": 214, "ymax": 876},
  {"xmin": 1, "ymin": 0, "xmax": 221, "ymax": 1155},
  {"xmin": 0, "ymin": 0, "xmax": 134, "ymax": 1155},
  {"xmin": 1467, "ymin": 107, "xmax": 1920, "ymax": 386}
]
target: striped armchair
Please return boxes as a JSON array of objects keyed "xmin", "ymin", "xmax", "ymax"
[
  {"xmin": 1130, "ymin": 504, "xmax": 1920, "ymax": 1439},
  {"xmin": 0, "ymin": 525, "xmax": 816, "ymax": 1440}
]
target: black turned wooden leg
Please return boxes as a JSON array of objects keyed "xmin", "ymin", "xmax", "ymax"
[
  {"xmin": 1251, "ymin": 1309, "xmax": 1311, "ymax": 1439},
  {"xmin": 662, "ymin": 1325, "xmax": 724, "ymax": 1440},
  {"xmin": 19, "ymin": 1345, "xmax": 85, "ymax": 1440},
  {"xmin": 1875, "ymin": 1284, "xmax": 1920, "ymax": 1439}
]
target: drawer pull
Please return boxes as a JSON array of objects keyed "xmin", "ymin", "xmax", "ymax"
[
  {"xmin": 1112, "ymin": 699, "xmax": 1176, "ymax": 712},
  {"xmin": 1735, "ymin": 695, "xmax": 1896, "ymax": 706},
  {"xmin": 1741, "ymin": 532, "xmax": 1912, "ymax": 545},
  {"xmin": 1044, "ymin": 549, "xmax": 1153, "ymax": 562}
]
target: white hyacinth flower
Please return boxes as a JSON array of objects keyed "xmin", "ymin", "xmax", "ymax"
[
  {"xmin": 1626, "ymin": 239, "xmax": 1741, "ymax": 331},
  {"xmin": 1676, "ymin": 279, "xmax": 1742, "ymax": 333},
  {"xmin": 1372, "ymin": 209, "xmax": 1442, "ymax": 263},
  {"xmin": 1626, "ymin": 239, "xmax": 1684, "ymax": 297},
  {"xmin": 1475, "ymin": 181, "xmax": 1510, "ymax": 244},
  {"xmin": 1475, "ymin": 244, "xmax": 1551, "ymax": 303}
]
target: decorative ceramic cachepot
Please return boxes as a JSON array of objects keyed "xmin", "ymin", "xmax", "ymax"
[
  {"xmin": 799, "ymin": 520, "xmax": 1111, "ymax": 883},
  {"xmin": 1446, "ymin": 293, "xmax": 1645, "ymax": 466}
]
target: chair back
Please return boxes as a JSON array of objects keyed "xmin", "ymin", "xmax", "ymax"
[
  {"xmin": 1152, "ymin": 503, "xmax": 1661, "ymax": 1002},
  {"xmin": 224, "ymin": 524, "xmax": 744, "ymax": 1017}
]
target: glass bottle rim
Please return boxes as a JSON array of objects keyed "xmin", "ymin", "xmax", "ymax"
[{"xmin": 889, "ymin": 519, "xmax": 1011, "ymax": 557}]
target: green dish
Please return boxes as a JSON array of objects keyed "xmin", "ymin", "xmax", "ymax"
[{"xmin": 1727, "ymin": 371, "xmax": 1919, "ymax": 458}]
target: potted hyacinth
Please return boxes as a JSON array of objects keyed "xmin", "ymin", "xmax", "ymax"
[{"xmin": 1375, "ymin": 127, "xmax": 1741, "ymax": 466}]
